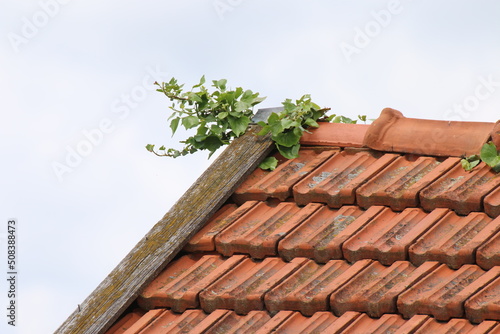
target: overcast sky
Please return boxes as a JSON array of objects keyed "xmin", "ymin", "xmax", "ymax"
[{"xmin": 2, "ymin": 1, "xmax": 500, "ymax": 333}]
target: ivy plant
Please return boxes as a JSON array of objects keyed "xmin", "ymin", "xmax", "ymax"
[
  {"xmin": 147, "ymin": 76, "xmax": 365, "ymax": 170},
  {"xmin": 461, "ymin": 141, "xmax": 500, "ymax": 173}
]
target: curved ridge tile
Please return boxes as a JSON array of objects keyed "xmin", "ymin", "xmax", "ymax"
[{"xmin": 364, "ymin": 108, "xmax": 495, "ymax": 157}]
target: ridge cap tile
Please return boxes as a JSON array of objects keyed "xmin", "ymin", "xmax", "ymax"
[
  {"xmin": 299, "ymin": 122, "xmax": 370, "ymax": 148},
  {"xmin": 364, "ymin": 108, "xmax": 496, "ymax": 157}
]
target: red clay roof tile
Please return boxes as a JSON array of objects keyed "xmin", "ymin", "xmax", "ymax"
[
  {"xmin": 278, "ymin": 205, "xmax": 383, "ymax": 263},
  {"xmin": 364, "ymin": 108, "xmax": 495, "ymax": 157},
  {"xmin": 184, "ymin": 202, "xmax": 258, "ymax": 252},
  {"xmin": 201, "ymin": 310, "xmax": 271, "ymax": 334},
  {"xmin": 341, "ymin": 313, "xmax": 408, "ymax": 334},
  {"xmin": 485, "ymin": 187, "xmax": 500, "ymax": 218},
  {"xmin": 356, "ymin": 155, "xmax": 459, "ymax": 211},
  {"xmin": 265, "ymin": 311, "xmax": 340, "ymax": 333},
  {"xmin": 200, "ymin": 257, "xmax": 308, "ymax": 314},
  {"xmin": 300, "ymin": 122, "xmax": 369, "ymax": 148},
  {"xmin": 105, "ymin": 309, "xmax": 145, "ymax": 334},
  {"xmin": 492, "ymin": 122, "xmax": 500, "ymax": 148},
  {"xmin": 476, "ymin": 228, "xmax": 500, "ymax": 270},
  {"xmin": 138, "ymin": 254, "xmax": 246, "ymax": 311},
  {"xmin": 408, "ymin": 211, "xmax": 498, "ymax": 269},
  {"xmin": 465, "ymin": 275, "xmax": 500, "ymax": 323},
  {"xmin": 330, "ymin": 261, "xmax": 439, "ymax": 318},
  {"xmin": 293, "ymin": 149, "xmax": 399, "ymax": 207},
  {"xmin": 215, "ymin": 202, "xmax": 321, "ymax": 258},
  {"xmin": 265, "ymin": 259, "xmax": 371, "ymax": 316},
  {"xmin": 419, "ymin": 162, "xmax": 500, "ymax": 216},
  {"xmin": 412, "ymin": 317, "xmax": 498, "ymax": 334},
  {"xmin": 232, "ymin": 148, "xmax": 337, "ymax": 203},
  {"xmin": 397, "ymin": 264, "xmax": 500, "ymax": 321},
  {"xmin": 342, "ymin": 208, "xmax": 447, "ymax": 265}
]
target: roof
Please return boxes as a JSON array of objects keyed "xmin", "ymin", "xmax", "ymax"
[{"xmin": 57, "ymin": 108, "xmax": 500, "ymax": 334}]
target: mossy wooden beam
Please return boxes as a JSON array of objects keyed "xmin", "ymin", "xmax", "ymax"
[{"xmin": 55, "ymin": 126, "xmax": 274, "ymax": 334}]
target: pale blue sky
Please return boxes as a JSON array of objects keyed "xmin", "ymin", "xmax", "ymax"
[{"xmin": 2, "ymin": 1, "xmax": 500, "ymax": 332}]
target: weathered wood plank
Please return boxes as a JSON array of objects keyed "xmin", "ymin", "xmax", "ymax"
[{"xmin": 55, "ymin": 126, "xmax": 274, "ymax": 334}]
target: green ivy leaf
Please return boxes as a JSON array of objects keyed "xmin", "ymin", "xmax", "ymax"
[
  {"xmin": 145, "ymin": 144, "xmax": 155, "ymax": 152},
  {"xmin": 170, "ymin": 117, "xmax": 180, "ymax": 136},
  {"xmin": 259, "ymin": 157, "xmax": 279, "ymax": 171},
  {"xmin": 480, "ymin": 142, "xmax": 500, "ymax": 167},
  {"xmin": 182, "ymin": 116, "xmax": 199, "ymax": 129},
  {"xmin": 277, "ymin": 143, "xmax": 300, "ymax": 159},
  {"xmin": 272, "ymin": 128, "xmax": 302, "ymax": 147},
  {"xmin": 228, "ymin": 115, "xmax": 250, "ymax": 137}
]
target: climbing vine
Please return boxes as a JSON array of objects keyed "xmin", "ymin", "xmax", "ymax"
[{"xmin": 147, "ymin": 76, "xmax": 365, "ymax": 170}]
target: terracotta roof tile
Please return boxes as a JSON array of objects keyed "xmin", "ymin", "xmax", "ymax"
[
  {"xmin": 278, "ymin": 205, "xmax": 383, "ymax": 263},
  {"xmin": 138, "ymin": 254, "xmax": 246, "ymax": 311},
  {"xmin": 342, "ymin": 207, "xmax": 447, "ymax": 265},
  {"xmin": 420, "ymin": 162, "xmax": 500, "ymax": 216},
  {"xmin": 476, "ymin": 229, "xmax": 500, "ymax": 270},
  {"xmin": 412, "ymin": 317, "xmax": 498, "ymax": 333},
  {"xmin": 300, "ymin": 122, "xmax": 369, "ymax": 148},
  {"xmin": 465, "ymin": 275, "xmax": 500, "ymax": 323},
  {"xmin": 232, "ymin": 148, "xmax": 337, "ymax": 203},
  {"xmin": 397, "ymin": 264, "xmax": 500, "ymax": 321},
  {"xmin": 492, "ymin": 122, "xmax": 500, "ymax": 148},
  {"xmin": 105, "ymin": 309, "xmax": 145, "ymax": 334},
  {"xmin": 364, "ymin": 108, "xmax": 495, "ymax": 157},
  {"xmin": 256, "ymin": 311, "xmax": 340, "ymax": 333},
  {"xmin": 356, "ymin": 155, "xmax": 459, "ymax": 211},
  {"xmin": 215, "ymin": 202, "xmax": 321, "ymax": 258},
  {"xmin": 200, "ymin": 257, "xmax": 308, "ymax": 314},
  {"xmin": 408, "ymin": 211, "xmax": 499, "ymax": 269},
  {"xmin": 329, "ymin": 261, "xmax": 439, "ymax": 318},
  {"xmin": 485, "ymin": 187, "xmax": 500, "ymax": 218},
  {"xmin": 264, "ymin": 259, "xmax": 371, "ymax": 316},
  {"xmin": 184, "ymin": 202, "xmax": 258, "ymax": 252},
  {"xmin": 293, "ymin": 149, "xmax": 399, "ymax": 207},
  {"xmin": 201, "ymin": 310, "xmax": 271, "ymax": 334},
  {"xmin": 102, "ymin": 109, "xmax": 500, "ymax": 334},
  {"xmin": 340, "ymin": 313, "xmax": 408, "ymax": 334}
]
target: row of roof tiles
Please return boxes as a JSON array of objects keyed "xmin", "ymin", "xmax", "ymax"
[
  {"xmin": 136, "ymin": 254, "xmax": 500, "ymax": 323},
  {"xmin": 185, "ymin": 201, "xmax": 500, "ymax": 270},
  {"xmin": 108, "ymin": 309, "xmax": 500, "ymax": 334},
  {"xmin": 233, "ymin": 148, "xmax": 500, "ymax": 218}
]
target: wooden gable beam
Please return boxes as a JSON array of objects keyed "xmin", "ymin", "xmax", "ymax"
[{"xmin": 55, "ymin": 126, "xmax": 274, "ymax": 334}]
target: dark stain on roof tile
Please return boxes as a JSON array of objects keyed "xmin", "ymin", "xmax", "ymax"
[
  {"xmin": 409, "ymin": 211, "xmax": 499, "ymax": 269},
  {"xmin": 356, "ymin": 155, "xmax": 459, "ymax": 211},
  {"xmin": 278, "ymin": 205, "xmax": 384, "ymax": 263},
  {"xmin": 200, "ymin": 257, "xmax": 308, "ymax": 315},
  {"xmin": 465, "ymin": 275, "xmax": 500, "ymax": 323},
  {"xmin": 265, "ymin": 259, "xmax": 371, "ymax": 316},
  {"xmin": 397, "ymin": 264, "xmax": 500, "ymax": 321},
  {"xmin": 215, "ymin": 202, "xmax": 321, "ymax": 258},
  {"xmin": 330, "ymin": 261, "xmax": 439, "ymax": 318},
  {"xmin": 342, "ymin": 207, "xmax": 447, "ymax": 265},
  {"xmin": 420, "ymin": 162, "xmax": 500, "ymax": 215},
  {"xmin": 232, "ymin": 148, "xmax": 337, "ymax": 203},
  {"xmin": 293, "ymin": 149, "xmax": 399, "ymax": 207}
]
